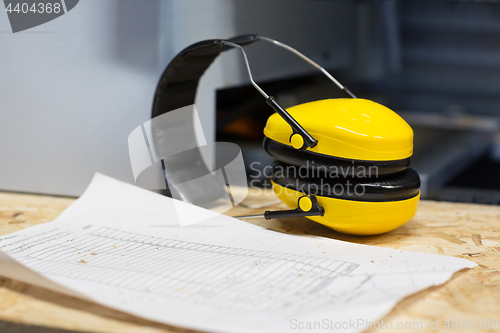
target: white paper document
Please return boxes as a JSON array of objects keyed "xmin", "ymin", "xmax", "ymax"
[{"xmin": 0, "ymin": 174, "xmax": 475, "ymax": 333}]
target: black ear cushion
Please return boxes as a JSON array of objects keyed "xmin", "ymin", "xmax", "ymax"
[
  {"xmin": 272, "ymin": 160, "xmax": 420, "ymax": 202},
  {"xmin": 264, "ymin": 137, "xmax": 411, "ymax": 176}
]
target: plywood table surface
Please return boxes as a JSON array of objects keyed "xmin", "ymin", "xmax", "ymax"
[{"xmin": 0, "ymin": 189, "xmax": 499, "ymax": 333}]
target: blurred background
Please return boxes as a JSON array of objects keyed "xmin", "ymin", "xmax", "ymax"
[{"xmin": 1, "ymin": 0, "xmax": 500, "ymax": 204}]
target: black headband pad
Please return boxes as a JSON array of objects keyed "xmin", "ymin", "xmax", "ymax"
[{"xmin": 152, "ymin": 34, "xmax": 260, "ymax": 119}]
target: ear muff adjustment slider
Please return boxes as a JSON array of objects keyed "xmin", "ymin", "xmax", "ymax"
[
  {"xmin": 290, "ymin": 134, "xmax": 304, "ymax": 150},
  {"xmin": 266, "ymin": 96, "xmax": 317, "ymax": 150},
  {"xmin": 236, "ymin": 195, "xmax": 324, "ymax": 220},
  {"xmin": 298, "ymin": 196, "xmax": 314, "ymax": 212},
  {"xmin": 260, "ymin": 195, "xmax": 324, "ymax": 220}
]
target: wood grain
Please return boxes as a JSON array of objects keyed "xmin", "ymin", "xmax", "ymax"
[{"xmin": 0, "ymin": 189, "xmax": 499, "ymax": 332}]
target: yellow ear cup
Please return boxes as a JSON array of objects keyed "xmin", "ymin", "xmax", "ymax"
[
  {"xmin": 264, "ymin": 98, "xmax": 413, "ymax": 162},
  {"xmin": 273, "ymin": 181, "xmax": 420, "ymax": 236}
]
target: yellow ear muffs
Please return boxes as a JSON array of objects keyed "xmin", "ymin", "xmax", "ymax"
[
  {"xmin": 263, "ymin": 98, "xmax": 414, "ymax": 166},
  {"xmin": 261, "ymin": 98, "xmax": 420, "ymax": 235},
  {"xmin": 153, "ymin": 34, "xmax": 420, "ymax": 236}
]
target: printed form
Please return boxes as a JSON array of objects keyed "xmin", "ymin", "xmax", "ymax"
[{"xmin": 0, "ymin": 174, "xmax": 475, "ymax": 333}]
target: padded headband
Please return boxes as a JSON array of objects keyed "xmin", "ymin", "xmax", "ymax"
[
  {"xmin": 152, "ymin": 34, "xmax": 259, "ymax": 120},
  {"xmin": 152, "ymin": 34, "xmax": 357, "ymax": 150}
]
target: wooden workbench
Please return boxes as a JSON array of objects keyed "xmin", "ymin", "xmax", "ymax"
[{"xmin": 0, "ymin": 189, "xmax": 499, "ymax": 333}]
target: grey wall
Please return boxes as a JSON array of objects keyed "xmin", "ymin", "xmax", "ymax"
[{"xmin": 0, "ymin": 0, "xmax": 353, "ymax": 196}]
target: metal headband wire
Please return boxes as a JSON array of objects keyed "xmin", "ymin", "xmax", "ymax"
[
  {"xmin": 222, "ymin": 36, "xmax": 356, "ymax": 99},
  {"xmin": 221, "ymin": 40, "xmax": 269, "ymax": 99}
]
